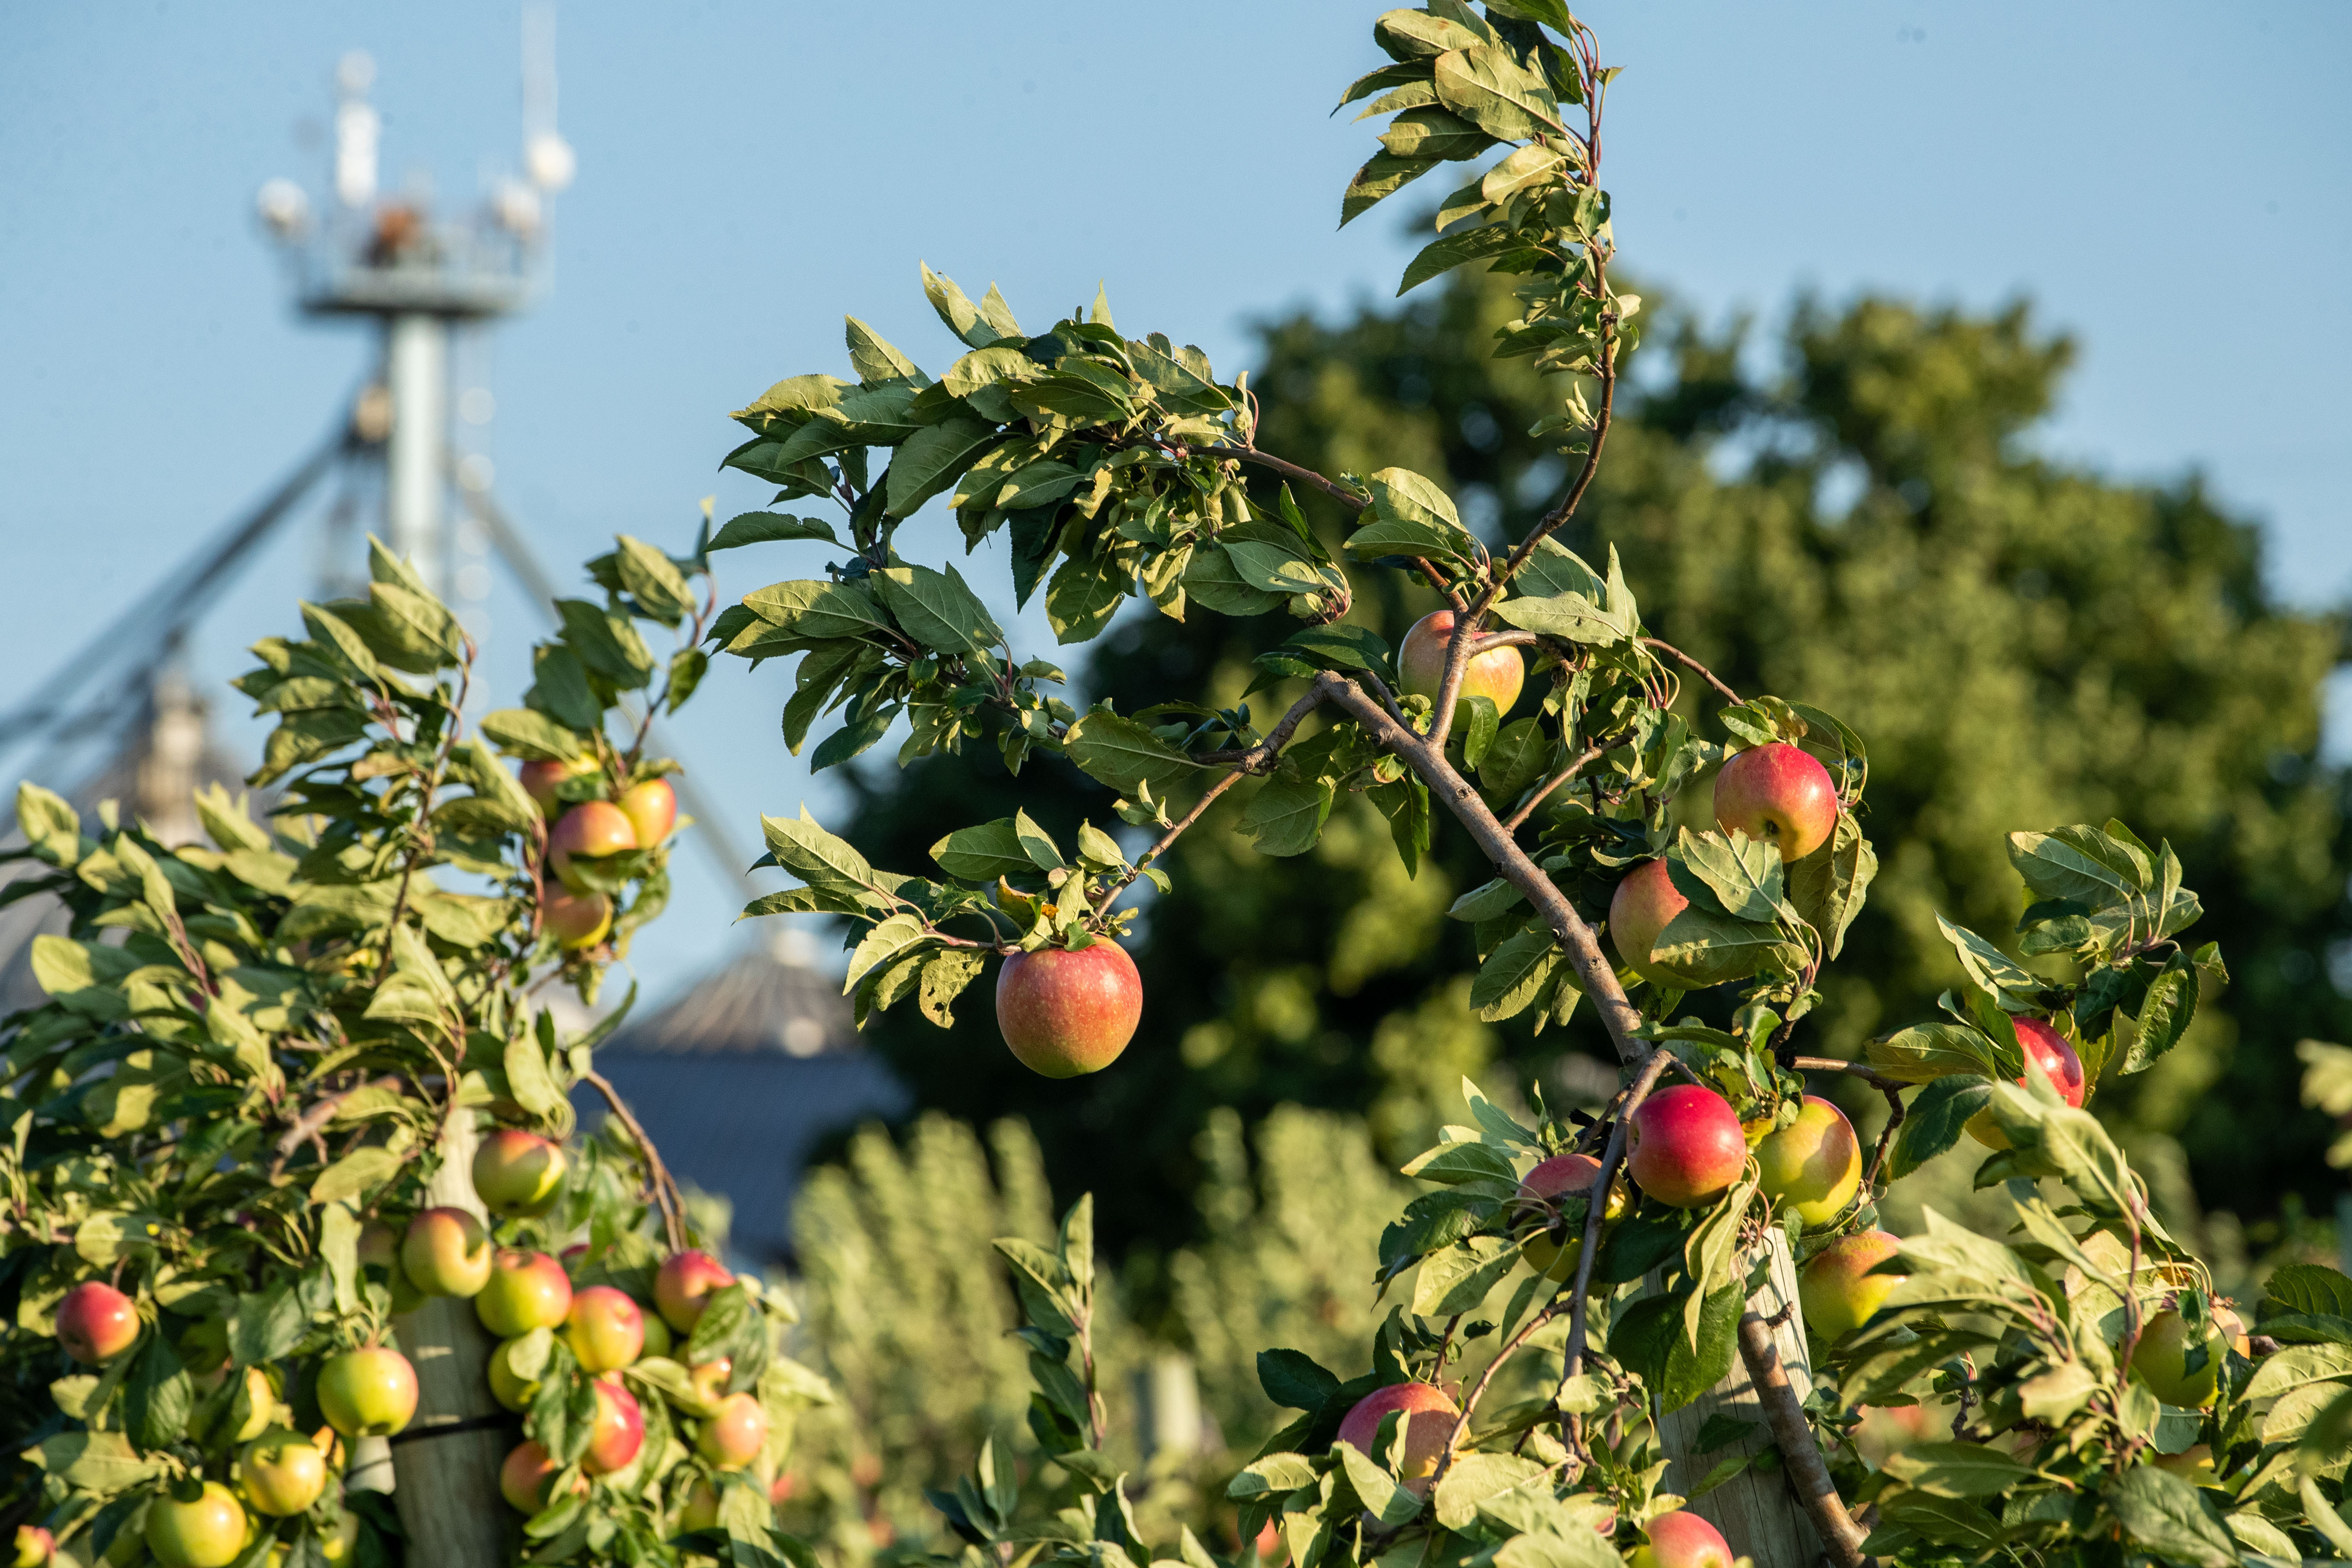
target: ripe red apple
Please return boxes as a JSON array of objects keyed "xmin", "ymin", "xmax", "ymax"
[
  {"xmin": 55, "ymin": 1280, "xmax": 139, "ymax": 1366},
  {"xmin": 688, "ymin": 1354, "xmax": 733, "ymax": 1405},
  {"xmin": 617, "ymin": 778, "xmax": 677, "ymax": 848},
  {"xmin": 14, "ymin": 1526, "xmax": 53, "ymax": 1568},
  {"xmin": 697, "ymin": 1391, "xmax": 769, "ymax": 1470},
  {"xmin": 473, "ymin": 1130, "xmax": 567, "ymax": 1218},
  {"xmin": 1630, "ymin": 1509, "xmax": 1732, "ymax": 1568},
  {"xmin": 144, "ymin": 1482, "xmax": 249, "ymax": 1568},
  {"xmin": 995, "ymin": 942, "xmax": 1143, "ymax": 1078},
  {"xmin": 2131, "ymin": 1310, "xmax": 2225, "ymax": 1408},
  {"xmin": 540, "ymin": 882, "xmax": 613, "ymax": 951},
  {"xmin": 654, "ymin": 1250, "xmax": 735, "ymax": 1334},
  {"xmin": 237, "ymin": 1429, "xmax": 328, "ymax": 1516},
  {"xmin": 583, "ymin": 1378, "xmax": 646, "ymax": 1475},
  {"xmin": 1335, "ymin": 1382, "xmax": 1458, "ymax": 1492},
  {"xmin": 771, "ymin": 1473, "xmax": 795, "ymax": 1505},
  {"xmin": 476, "ymin": 1249, "xmax": 574, "ymax": 1337},
  {"xmin": 1514, "ymin": 1153, "xmax": 1629, "ymax": 1282},
  {"xmin": 1397, "ymin": 611, "xmax": 1524, "ymax": 716},
  {"xmin": 500, "ymin": 1440, "xmax": 582, "ymax": 1514},
  {"xmin": 564, "ymin": 1285, "xmax": 646, "ymax": 1373},
  {"xmin": 401, "ymin": 1207, "xmax": 493, "ymax": 1297},
  {"xmin": 680, "ymin": 1479, "xmax": 722, "ymax": 1532},
  {"xmin": 519, "ymin": 757, "xmax": 594, "ymax": 815},
  {"xmin": 1965, "ymin": 1017, "xmax": 2087, "ymax": 1149},
  {"xmin": 1608, "ymin": 859, "xmax": 1711, "ymax": 990},
  {"xmin": 548, "ymin": 800, "xmax": 637, "ymax": 891},
  {"xmin": 1712, "ymin": 742, "xmax": 1839, "ymax": 863},
  {"xmin": 1799, "ymin": 1229, "xmax": 1906, "ymax": 1342},
  {"xmin": 316, "ymin": 1346, "xmax": 419, "ymax": 1437},
  {"xmin": 487, "ymin": 1337, "xmax": 543, "ymax": 1412},
  {"xmin": 1626, "ymin": 1085, "xmax": 1747, "ymax": 1209},
  {"xmin": 1754, "ymin": 1096, "xmax": 1862, "ymax": 1228}
]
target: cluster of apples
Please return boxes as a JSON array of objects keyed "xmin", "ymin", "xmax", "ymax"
[
  {"xmin": 521, "ymin": 761, "xmax": 678, "ymax": 952},
  {"xmin": 1329, "ymin": 1377, "xmax": 1735, "ymax": 1568}
]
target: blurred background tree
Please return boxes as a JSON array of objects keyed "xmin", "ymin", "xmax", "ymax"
[{"xmin": 833, "ymin": 267, "xmax": 2350, "ymax": 1269}]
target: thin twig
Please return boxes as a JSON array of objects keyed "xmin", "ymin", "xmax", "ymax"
[
  {"xmin": 581, "ymin": 1067, "xmax": 687, "ymax": 1254},
  {"xmin": 1560, "ymin": 1049, "xmax": 1676, "ymax": 1389},
  {"xmin": 1639, "ymin": 637, "xmax": 1742, "ymax": 706},
  {"xmin": 269, "ymin": 1075, "xmax": 404, "ymax": 1182},
  {"xmin": 1503, "ymin": 744, "xmax": 1608, "ymax": 833},
  {"xmin": 1109, "ymin": 685, "xmax": 1334, "ymax": 909}
]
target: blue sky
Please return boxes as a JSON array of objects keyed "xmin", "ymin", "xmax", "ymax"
[{"xmin": 3, "ymin": 1, "xmax": 2346, "ymax": 1005}]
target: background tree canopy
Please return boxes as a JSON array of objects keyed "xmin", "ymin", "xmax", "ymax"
[{"xmin": 833, "ymin": 268, "xmax": 2349, "ymax": 1275}]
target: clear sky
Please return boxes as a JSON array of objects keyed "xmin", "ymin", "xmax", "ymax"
[{"xmin": 3, "ymin": 2, "xmax": 2346, "ymax": 1006}]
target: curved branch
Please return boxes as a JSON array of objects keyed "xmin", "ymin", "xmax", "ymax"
[
  {"xmin": 580, "ymin": 1067, "xmax": 686, "ymax": 1255},
  {"xmin": 1502, "ymin": 743, "xmax": 1608, "ymax": 833},
  {"xmin": 1639, "ymin": 637, "xmax": 1742, "ymax": 706}
]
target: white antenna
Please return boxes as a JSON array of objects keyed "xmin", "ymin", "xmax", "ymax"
[
  {"xmin": 334, "ymin": 51, "xmax": 380, "ymax": 209},
  {"xmin": 522, "ymin": 6, "xmax": 576, "ymax": 193}
]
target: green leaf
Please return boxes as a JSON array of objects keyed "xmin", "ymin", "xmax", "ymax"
[
  {"xmin": 1412, "ymin": 1234, "xmax": 1520, "ymax": 1316},
  {"xmin": 1889, "ymin": 1077, "xmax": 1993, "ymax": 1180},
  {"xmin": 2119, "ymin": 949, "xmax": 2197, "ymax": 1074},
  {"xmin": 614, "ymin": 536, "xmax": 694, "ymax": 625},
  {"xmin": 759, "ymin": 806, "xmax": 885, "ymax": 910},
  {"xmin": 1240, "ymin": 777, "xmax": 1335, "ymax": 858},
  {"xmin": 1651, "ymin": 905, "xmax": 1786, "ymax": 986},
  {"xmin": 844, "ymin": 913, "xmax": 930, "ymax": 995},
  {"xmin": 1490, "ymin": 591, "xmax": 1623, "ymax": 645},
  {"xmin": 1433, "ymin": 45, "xmax": 1563, "ymax": 140},
  {"xmin": 310, "ymin": 1147, "xmax": 401, "ymax": 1205},
  {"xmin": 1373, "ymin": 10, "xmax": 1487, "ymax": 63},
  {"xmin": 1676, "ymin": 828, "xmax": 1788, "ymax": 924},
  {"xmin": 917, "ymin": 949, "xmax": 987, "ymax": 1027},
  {"xmin": 1257, "ymin": 1350, "xmax": 1341, "ymax": 1412},
  {"xmin": 1063, "ymin": 710, "xmax": 1198, "ymax": 797},
  {"xmin": 1398, "ymin": 224, "xmax": 1519, "ymax": 296},
  {"xmin": 1342, "ymin": 150, "xmax": 1442, "ymax": 226},
  {"xmin": 1470, "ymin": 925, "xmax": 1560, "ymax": 1022},
  {"xmin": 1865, "ymin": 1022, "xmax": 2003, "ymax": 1084},
  {"xmin": 739, "ymin": 580, "xmax": 892, "ymax": 643},
  {"xmin": 873, "ymin": 564, "xmax": 1003, "ymax": 656},
  {"xmin": 125, "ymin": 1331, "xmax": 192, "ymax": 1452},
  {"xmin": 1880, "ymin": 1441, "xmax": 2030, "ymax": 1498},
  {"xmin": 1786, "ymin": 811, "xmax": 1876, "ymax": 960},
  {"xmin": 921, "ymin": 262, "xmax": 1006, "ymax": 349},
  {"xmin": 1274, "ymin": 624, "xmax": 1397, "ymax": 686},
  {"xmin": 1182, "ymin": 545, "xmax": 1283, "ymax": 617},
  {"xmin": 2006, "ymin": 825, "xmax": 2146, "ymax": 907},
  {"xmin": 1935, "ymin": 914, "xmax": 2042, "ymax": 1006},
  {"xmin": 2102, "ymin": 1466, "xmax": 2238, "ymax": 1568},
  {"xmin": 481, "ymin": 708, "xmax": 584, "ymax": 762},
  {"xmin": 2242, "ymin": 1343, "xmax": 2352, "ymax": 1404},
  {"xmin": 1228, "ymin": 1453, "xmax": 1320, "ymax": 1499},
  {"xmin": 1431, "ymin": 1452, "xmax": 1546, "ymax": 1533},
  {"xmin": 845, "ymin": 316, "xmax": 924, "ymax": 384},
  {"xmin": 708, "ymin": 512, "xmax": 841, "ymax": 552},
  {"xmin": 527, "ymin": 643, "xmax": 602, "ymax": 733},
  {"xmin": 557, "ymin": 599, "xmax": 655, "ymax": 686},
  {"xmin": 2266, "ymin": 1264, "xmax": 2352, "ymax": 1320},
  {"xmin": 17, "ymin": 781, "xmax": 82, "ymax": 865},
  {"xmin": 1448, "ymin": 878, "xmax": 1526, "ymax": 923},
  {"xmin": 886, "ymin": 417, "xmax": 1000, "ymax": 518},
  {"xmin": 931, "ymin": 819, "xmax": 1037, "ymax": 884},
  {"xmin": 26, "ymin": 1431, "xmax": 164, "ymax": 1495},
  {"xmin": 1335, "ymin": 1440, "xmax": 1422, "ymax": 1530},
  {"xmin": 1044, "ymin": 553, "xmax": 1130, "ymax": 646},
  {"xmin": 1400, "ymin": 1139, "xmax": 1516, "ymax": 1186},
  {"xmin": 1221, "ymin": 524, "xmax": 1331, "ymax": 596},
  {"xmin": 1458, "ymin": 694, "xmax": 1499, "ymax": 770}
]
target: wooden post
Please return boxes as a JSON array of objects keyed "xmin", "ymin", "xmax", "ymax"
[
  {"xmin": 1652, "ymin": 1233, "xmax": 1826, "ymax": 1568},
  {"xmin": 389, "ymin": 1104, "xmax": 514, "ymax": 1568}
]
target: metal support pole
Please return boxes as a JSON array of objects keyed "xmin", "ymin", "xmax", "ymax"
[{"xmin": 386, "ymin": 313, "xmax": 450, "ymax": 595}]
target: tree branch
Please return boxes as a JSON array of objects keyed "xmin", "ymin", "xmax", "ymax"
[
  {"xmin": 1502, "ymin": 743, "xmax": 1608, "ymax": 833},
  {"xmin": 1560, "ymin": 1048, "xmax": 1675, "ymax": 1390},
  {"xmin": 269, "ymin": 1076, "xmax": 405, "ymax": 1182},
  {"xmin": 1736, "ymin": 1311, "xmax": 1873, "ymax": 1568},
  {"xmin": 1639, "ymin": 637, "xmax": 1742, "ymax": 706}
]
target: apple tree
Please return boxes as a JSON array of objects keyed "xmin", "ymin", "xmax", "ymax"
[
  {"xmin": 0, "ymin": 540, "xmax": 827, "ymax": 1568},
  {"xmin": 708, "ymin": 2, "xmax": 2352, "ymax": 1562}
]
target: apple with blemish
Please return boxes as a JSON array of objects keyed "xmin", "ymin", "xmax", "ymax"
[
  {"xmin": 1753, "ymin": 1096, "xmax": 1862, "ymax": 1228},
  {"xmin": 1513, "ymin": 1153, "xmax": 1628, "ymax": 1282},
  {"xmin": 519, "ymin": 757, "xmax": 595, "ymax": 814},
  {"xmin": 995, "ymin": 942, "xmax": 1143, "ymax": 1078},
  {"xmin": 1627, "ymin": 1084, "xmax": 1747, "ymax": 1209},
  {"xmin": 1799, "ymin": 1229, "xmax": 1907, "ymax": 1341},
  {"xmin": 476, "ymin": 1249, "xmax": 573, "ymax": 1337},
  {"xmin": 548, "ymin": 800, "xmax": 637, "ymax": 892},
  {"xmin": 1964, "ymin": 1017, "xmax": 2087, "ymax": 1148},
  {"xmin": 583, "ymin": 1378, "xmax": 646, "ymax": 1474},
  {"xmin": 473, "ymin": 1129, "xmax": 567, "ymax": 1217},
  {"xmin": 1630, "ymin": 1509, "xmax": 1732, "ymax": 1568},
  {"xmin": 1397, "ymin": 611, "xmax": 1524, "ymax": 717},
  {"xmin": 618, "ymin": 778, "xmax": 677, "ymax": 848},
  {"xmin": 316, "ymin": 1346, "xmax": 418, "ymax": 1437},
  {"xmin": 541, "ymin": 883, "xmax": 612, "ymax": 951},
  {"xmin": 565, "ymin": 1285, "xmax": 646, "ymax": 1373},
  {"xmin": 56, "ymin": 1280, "xmax": 139, "ymax": 1366},
  {"xmin": 697, "ymin": 1391, "xmax": 770, "ymax": 1470},
  {"xmin": 145, "ymin": 1482, "xmax": 249, "ymax": 1568},
  {"xmin": 1335, "ymin": 1382, "xmax": 1458, "ymax": 1494},
  {"xmin": 1712, "ymin": 741, "xmax": 1839, "ymax": 862},
  {"xmin": 401, "ymin": 1206, "xmax": 493, "ymax": 1297},
  {"xmin": 655, "ymin": 1250, "xmax": 736, "ymax": 1334},
  {"xmin": 1608, "ymin": 859, "xmax": 1712, "ymax": 990},
  {"xmin": 238, "ymin": 1429, "xmax": 328, "ymax": 1516}
]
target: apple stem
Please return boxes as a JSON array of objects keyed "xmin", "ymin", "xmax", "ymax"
[{"xmin": 1636, "ymin": 637, "xmax": 1743, "ymax": 707}]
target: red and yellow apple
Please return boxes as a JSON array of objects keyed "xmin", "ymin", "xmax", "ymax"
[
  {"xmin": 654, "ymin": 1249, "xmax": 736, "ymax": 1334},
  {"xmin": 500, "ymin": 1440, "xmax": 582, "ymax": 1514},
  {"xmin": 618, "ymin": 778, "xmax": 678, "ymax": 848},
  {"xmin": 1513, "ymin": 1153, "xmax": 1629, "ymax": 1282},
  {"xmin": 1335, "ymin": 1382, "xmax": 1458, "ymax": 1493},
  {"xmin": 564, "ymin": 1285, "xmax": 646, "ymax": 1373},
  {"xmin": 1712, "ymin": 742, "xmax": 1839, "ymax": 863},
  {"xmin": 1799, "ymin": 1229, "xmax": 1906, "ymax": 1341},
  {"xmin": 519, "ymin": 757, "xmax": 595, "ymax": 815},
  {"xmin": 1965, "ymin": 1018, "xmax": 2087, "ymax": 1149},
  {"xmin": 1754, "ymin": 1096, "xmax": 1862, "ymax": 1228},
  {"xmin": 549, "ymin": 801, "xmax": 637, "ymax": 890},
  {"xmin": 473, "ymin": 1129, "xmax": 567, "ymax": 1217},
  {"xmin": 540, "ymin": 883, "xmax": 613, "ymax": 951},
  {"xmin": 476, "ymin": 1249, "xmax": 573, "ymax": 1337},
  {"xmin": 1630, "ymin": 1509, "xmax": 1732, "ymax": 1568},
  {"xmin": 55, "ymin": 1280, "xmax": 139, "ymax": 1366},
  {"xmin": 995, "ymin": 942, "xmax": 1143, "ymax": 1078},
  {"xmin": 238, "ymin": 1429, "xmax": 329, "ymax": 1516},
  {"xmin": 316, "ymin": 1347, "xmax": 418, "ymax": 1437},
  {"xmin": 583, "ymin": 1378, "xmax": 646, "ymax": 1475},
  {"xmin": 688, "ymin": 1354, "xmax": 733, "ymax": 1405},
  {"xmin": 13, "ymin": 1526, "xmax": 53, "ymax": 1568},
  {"xmin": 1397, "ymin": 611, "xmax": 1524, "ymax": 717},
  {"xmin": 1608, "ymin": 859, "xmax": 1712, "ymax": 990},
  {"xmin": 2131, "ymin": 1309, "xmax": 2225, "ymax": 1408},
  {"xmin": 697, "ymin": 1391, "xmax": 769, "ymax": 1470},
  {"xmin": 401, "ymin": 1207, "xmax": 493, "ymax": 1297},
  {"xmin": 1627, "ymin": 1085, "xmax": 1748, "ymax": 1209},
  {"xmin": 144, "ymin": 1482, "xmax": 249, "ymax": 1568}
]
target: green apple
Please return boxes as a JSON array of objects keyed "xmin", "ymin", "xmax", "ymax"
[
  {"xmin": 13, "ymin": 1526, "xmax": 53, "ymax": 1568},
  {"xmin": 500, "ymin": 1440, "xmax": 579, "ymax": 1514},
  {"xmin": 472, "ymin": 1128, "xmax": 566, "ymax": 1219},
  {"xmin": 316, "ymin": 1346, "xmax": 418, "ymax": 1438},
  {"xmin": 548, "ymin": 801, "xmax": 637, "ymax": 891},
  {"xmin": 400, "ymin": 1207, "xmax": 493, "ymax": 1297},
  {"xmin": 238, "ymin": 1429, "xmax": 328, "ymax": 1516},
  {"xmin": 680, "ymin": 1479, "xmax": 722, "ymax": 1532},
  {"xmin": 540, "ymin": 883, "xmax": 613, "ymax": 951},
  {"xmin": 476, "ymin": 1249, "xmax": 572, "ymax": 1337},
  {"xmin": 488, "ymin": 1337, "xmax": 545, "ymax": 1412},
  {"xmin": 144, "ymin": 1482, "xmax": 249, "ymax": 1568},
  {"xmin": 617, "ymin": 778, "xmax": 677, "ymax": 848},
  {"xmin": 2131, "ymin": 1309, "xmax": 2225, "ymax": 1408}
]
